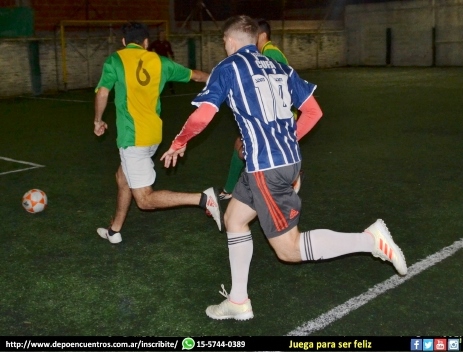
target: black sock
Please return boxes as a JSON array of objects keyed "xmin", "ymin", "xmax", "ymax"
[
  {"xmin": 199, "ymin": 192, "xmax": 207, "ymax": 209},
  {"xmin": 108, "ymin": 227, "xmax": 119, "ymax": 236}
]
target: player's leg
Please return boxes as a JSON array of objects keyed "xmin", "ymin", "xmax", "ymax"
[
  {"xmin": 98, "ymin": 145, "xmax": 223, "ymax": 243},
  {"xmin": 131, "ymin": 185, "xmax": 223, "ymax": 233},
  {"xmin": 221, "ymin": 137, "xmax": 245, "ymax": 200},
  {"xmin": 223, "ymin": 198, "xmax": 256, "ymax": 303},
  {"xmin": 112, "ymin": 166, "xmax": 132, "ymax": 231},
  {"xmin": 120, "ymin": 145, "xmax": 198, "ymax": 208},
  {"xmin": 97, "ymin": 146, "xmax": 154, "ymax": 243},
  {"xmin": 247, "ymin": 163, "xmax": 407, "ymax": 274},
  {"xmin": 206, "ymin": 175, "xmax": 256, "ymax": 321},
  {"xmin": 268, "ymin": 220, "xmax": 407, "ymax": 275},
  {"xmin": 132, "ymin": 187, "xmax": 201, "ymax": 209},
  {"xmin": 121, "ymin": 144, "xmax": 197, "ymax": 205},
  {"xmin": 96, "ymin": 166, "xmax": 132, "ymax": 244},
  {"xmin": 268, "ymin": 226, "xmax": 374, "ymax": 262},
  {"xmin": 123, "ymin": 143, "xmax": 222, "ymax": 231}
]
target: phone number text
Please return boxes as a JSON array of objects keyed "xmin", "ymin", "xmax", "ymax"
[{"xmin": 195, "ymin": 340, "xmax": 245, "ymax": 349}]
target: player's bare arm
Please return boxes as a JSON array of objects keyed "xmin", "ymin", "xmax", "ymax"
[
  {"xmin": 190, "ymin": 69, "xmax": 210, "ymax": 83},
  {"xmin": 94, "ymin": 87, "xmax": 110, "ymax": 136}
]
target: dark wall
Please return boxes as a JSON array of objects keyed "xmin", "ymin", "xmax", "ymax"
[{"xmin": 0, "ymin": 0, "xmax": 170, "ymax": 32}]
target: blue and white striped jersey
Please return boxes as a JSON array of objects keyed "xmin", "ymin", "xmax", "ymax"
[{"xmin": 192, "ymin": 44, "xmax": 316, "ymax": 172}]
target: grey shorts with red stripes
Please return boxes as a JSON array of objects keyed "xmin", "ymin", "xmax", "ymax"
[{"xmin": 232, "ymin": 162, "xmax": 302, "ymax": 239}]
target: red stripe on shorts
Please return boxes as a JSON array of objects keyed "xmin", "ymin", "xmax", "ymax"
[{"xmin": 253, "ymin": 171, "xmax": 288, "ymax": 232}]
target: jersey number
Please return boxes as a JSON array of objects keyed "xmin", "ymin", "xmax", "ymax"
[
  {"xmin": 253, "ymin": 74, "xmax": 292, "ymax": 123},
  {"xmin": 136, "ymin": 59, "xmax": 151, "ymax": 86}
]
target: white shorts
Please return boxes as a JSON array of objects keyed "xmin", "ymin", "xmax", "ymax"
[{"xmin": 119, "ymin": 145, "xmax": 159, "ymax": 189}]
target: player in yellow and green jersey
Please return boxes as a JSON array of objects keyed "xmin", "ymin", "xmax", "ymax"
[
  {"xmin": 257, "ymin": 19, "xmax": 288, "ymax": 65},
  {"xmin": 93, "ymin": 22, "xmax": 224, "ymax": 244},
  {"xmin": 219, "ymin": 19, "xmax": 299, "ymax": 201}
]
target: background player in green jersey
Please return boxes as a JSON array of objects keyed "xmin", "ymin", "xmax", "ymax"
[
  {"xmin": 256, "ymin": 19, "xmax": 288, "ymax": 64},
  {"xmin": 219, "ymin": 19, "xmax": 292, "ymax": 201},
  {"xmin": 93, "ymin": 22, "xmax": 223, "ymax": 244}
]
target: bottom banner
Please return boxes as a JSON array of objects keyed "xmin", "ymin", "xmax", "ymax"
[{"xmin": 1, "ymin": 336, "xmax": 461, "ymax": 351}]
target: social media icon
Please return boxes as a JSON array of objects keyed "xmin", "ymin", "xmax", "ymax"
[
  {"xmin": 448, "ymin": 339, "xmax": 459, "ymax": 351},
  {"xmin": 434, "ymin": 339, "xmax": 447, "ymax": 351},
  {"xmin": 182, "ymin": 337, "xmax": 195, "ymax": 350},
  {"xmin": 423, "ymin": 339, "xmax": 434, "ymax": 351},
  {"xmin": 411, "ymin": 339, "xmax": 423, "ymax": 351}
]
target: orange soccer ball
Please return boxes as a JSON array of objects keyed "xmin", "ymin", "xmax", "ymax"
[{"xmin": 22, "ymin": 189, "xmax": 48, "ymax": 213}]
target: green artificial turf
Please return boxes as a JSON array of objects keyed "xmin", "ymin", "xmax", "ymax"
[{"xmin": 0, "ymin": 67, "xmax": 462, "ymax": 337}]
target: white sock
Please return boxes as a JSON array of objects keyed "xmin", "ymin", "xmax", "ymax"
[
  {"xmin": 227, "ymin": 231, "xmax": 253, "ymax": 304},
  {"xmin": 299, "ymin": 229, "xmax": 374, "ymax": 261}
]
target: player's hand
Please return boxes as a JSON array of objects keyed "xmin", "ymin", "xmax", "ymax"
[
  {"xmin": 94, "ymin": 121, "xmax": 108, "ymax": 136},
  {"xmin": 160, "ymin": 146, "xmax": 186, "ymax": 168}
]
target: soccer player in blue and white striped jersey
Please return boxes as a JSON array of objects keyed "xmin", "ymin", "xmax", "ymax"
[{"xmin": 161, "ymin": 15, "xmax": 407, "ymax": 320}]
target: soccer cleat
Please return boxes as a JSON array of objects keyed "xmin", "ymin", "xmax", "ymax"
[
  {"xmin": 292, "ymin": 171, "xmax": 304, "ymax": 194},
  {"xmin": 203, "ymin": 187, "xmax": 224, "ymax": 232},
  {"xmin": 219, "ymin": 189, "xmax": 232, "ymax": 200},
  {"xmin": 206, "ymin": 285, "xmax": 253, "ymax": 321},
  {"xmin": 97, "ymin": 227, "xmax": 122, "ymax": 244},
  {"xmin": 364, "ymin": 219, "xmax": 407, "ymax": 275}
]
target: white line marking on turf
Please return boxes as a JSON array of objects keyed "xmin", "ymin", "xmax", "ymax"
[
  {"xmin": 287, "ymin": 238, "xmax": 463, "ymax": 336},
  {"xmin": 0, "ymin": 156, "xmax": 45, "ymax": 176},
  {"xmin": 0, "ymin": 157, "xmax": 44, "ymax": 167}
]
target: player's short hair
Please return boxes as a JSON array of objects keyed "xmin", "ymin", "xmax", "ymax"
[
  {"xmin": 256, "ymin": 19, "xmax": 271, "ymax": 40},
  {"xmin": 121, "ymin": 22, "xmax": 149, "ymax": 45},
  {"xmin": 223, "ymin": 15, "xmax": 258, "ymax": 43}
]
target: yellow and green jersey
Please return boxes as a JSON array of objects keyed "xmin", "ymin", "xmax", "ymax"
[
  {"xmin": 96, "ymin": 43, "xmax": 192, "ymax": 148},
  {"xmin": 262, "ymin": 41, "xmax": 288, "ymax": 65}
]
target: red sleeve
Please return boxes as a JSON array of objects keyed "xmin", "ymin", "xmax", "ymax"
[
  {"xmin": 171, "ymin": 103, "xmax": 217, "ymax": 150},
  {"xmin": 296, "ymin": 95, "xmax": 323, "ymax": 141}
]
